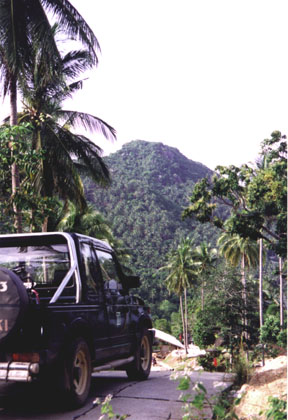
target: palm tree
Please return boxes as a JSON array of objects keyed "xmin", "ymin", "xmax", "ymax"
[
  {"xmin": 160, "ymin": 237, "xmax": 196, "ymax": 352},
  {"xmin": 193, "ymin": 242, "xmax": 217, "ymax": 310},
  {"xmin": 6, "ymin": 25, "xmax": 115, "ymax": 231},
  {"xmin": 0, "ymin": 0, "xmax": 100, "ymax": 231},
  {"xmin": 55, "ymin": 201, "xmax": 131, "ymax": 266},
  {"xmin": 57, "ymin": 202, "xmax": 115, "ymax": 243},
  {"xmin": 218, "ymin": 232, "xmax": 258, "ymax": 339}
]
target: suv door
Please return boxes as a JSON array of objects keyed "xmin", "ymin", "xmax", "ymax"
[
  {"xmin": 79, "ymin": 241, "xmax": 110, "ymax": 362},
  {"xmin": 95, "ymin": 248, "xmax": 131, "ymax": 357}
]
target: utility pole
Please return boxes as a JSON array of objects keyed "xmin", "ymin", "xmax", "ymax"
[{"xmin": 259, "ymin": 239, "xmax": 263, "ymax": 328}]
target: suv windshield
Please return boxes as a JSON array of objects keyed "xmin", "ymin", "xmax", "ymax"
[{"xmin": 0, "ymin": 239, "xmax": 70, "ymax": 288}]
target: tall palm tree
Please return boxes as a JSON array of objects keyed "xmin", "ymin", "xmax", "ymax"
[
  {"xmin": 161, "ymin": 237, "xmax": 196, "ymax": 352},
  {"xmin": 218, "ymin": 232, "xmax": 258, "ymax": 339},
  {"xmin": 0, "ymin": 0, "xmax": 100, "ymax": 231},
  {"xmin": 6, "ymin": 26, "xmax": 115, "ymax": 231},
  {"xmin": 193, "ymin": 242, "xmax": 217, "ymax": 310}
]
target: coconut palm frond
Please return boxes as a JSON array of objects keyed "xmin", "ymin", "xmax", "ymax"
[{"xmin": 60, "ymin": 110, "xmax": 116, "ymax": 141}]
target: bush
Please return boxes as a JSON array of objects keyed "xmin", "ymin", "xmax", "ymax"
[
  {"xmin": 277, "ymin": 329, "xmax": 287, "ymax": 348},
  {"xmin": 262, "ymin": 396, "xmax": 287, "ymax": 420},
  {"xmin": 170, "ymin": 311, "xmax": 182, "ymax": 339},
  {"xmin": 260, "ymin": 314, "xmax": 287, "ymax": 348},
  {"xmin": 260, "ymin": 315, "xmax": 280, "ymax": 343},
  {"xmin": 197, "ymin": 352, "xmax": 229, "ymax": 372},
  {"xmin": 193, "ymin": 310, "xmax": 216, "ymax": 347},
  {"xmin": 154, "ymin": 318, "xmax": 171, "ymax": 334},
  {"xmin": 233, "ymin": 350, "xmax": 251, "ymax": 385}
]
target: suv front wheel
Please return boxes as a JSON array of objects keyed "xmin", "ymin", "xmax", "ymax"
[{"xmin": 126, "ymin": 328, "xmax": 152, "ymax": 380}]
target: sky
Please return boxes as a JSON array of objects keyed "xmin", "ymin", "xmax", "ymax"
[{"xmin": 1, "ymin": 1, "xmax": 287, "ymax": 170}]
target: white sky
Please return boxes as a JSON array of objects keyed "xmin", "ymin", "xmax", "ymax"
[{"xmin": 1, "ymin": 1, "xmax": 287, "ymax": 170}]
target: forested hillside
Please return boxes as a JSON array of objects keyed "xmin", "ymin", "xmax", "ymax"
[{"xmin": 86, "ymin": 140, "xmax": 218, "ymax": 310}]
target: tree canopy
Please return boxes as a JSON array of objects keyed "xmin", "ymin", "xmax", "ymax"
[{"xmin": 183, "ymin": 131, "xmax": 287, "ymax": 258}]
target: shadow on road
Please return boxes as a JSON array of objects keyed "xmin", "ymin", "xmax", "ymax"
[{"xmin": 0, "ymin": 374, "xmax": 131, "ymax": 419}]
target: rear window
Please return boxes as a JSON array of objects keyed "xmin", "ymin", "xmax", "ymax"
[{"xmin": 0, "ymin": 242, "xmax": 70, "ymax": 288}]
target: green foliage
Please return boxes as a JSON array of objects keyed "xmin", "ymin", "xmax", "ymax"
[
  {"xmin": 197, "ymin": 353, "xmax": 229, "ymax": 372},
  {"xmin": 276, "ymin": 329, "xmax": 287, "ymax": 348},
  {"xmin": 260, "ymin": 314, "xmax": 287, "ymax": 347},
  {"xmin": 0, "ymin": 123, "xmax": 58, "ymax": 231},
  {"xmin": 159, "ymin": 299, "xmax": 178, "ymax": 317},
  {"xmin": 193, "ymin": 310, "xmax": 216, "ymax": 347},
  {"xmin": 218, "ymin": 230, "xmax": 259, "ymax": 269},
  {"xmin": 191, "ymin": 263, "xmax": 259, "ymax": 349},
  {"xmin": 184, "ymin": 131, "xmax": 287, "ymax": 258},
  {"xmin": 153, "ymin": 299, "xmax": 178, "ymax": 333},
  {"xmin": 266, "ymin": 303, "xmax": 280, "ymax": 316},
  {"xmin": 154, "ymin": 318, "xmax": 171, "ymax": 333},
  {"xmin": 170, "ymin": 311, "xmax": 183, "ymax": 338},
  {"xmin": 162, "ymin": 237, "xmax": 197, "ymax": 296},
  {"xmin": 93, "ymin": 395, "xmax": 128, "ymax": 419},
  {"xmin": 233, "ymin": 350, "xmax": 251, "ymax": 385},
  {"xmin": 260, "ymin": 315, "xmax": 280, "ymax": 343},
  {"xmin": 260, "ymin": 396, "xmax": 287, "ymax": 420}
]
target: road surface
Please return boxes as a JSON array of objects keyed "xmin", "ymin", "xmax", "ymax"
[{"xmin": 0, "ymin": 369, "xmax": 235, "ymax": 420}]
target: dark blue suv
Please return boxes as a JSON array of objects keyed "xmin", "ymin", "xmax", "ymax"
[{"xmin": 0, "ymin": 232, "xmax": 153, "ymax": 407}]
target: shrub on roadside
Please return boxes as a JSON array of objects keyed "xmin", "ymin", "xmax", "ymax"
[
  {"xmin": 197, "ymin": 352, "xmax": 229, "ymax": 372},
  {"xmin": 260, "ymin": 315, "xmax": 287, "ymax": 349},
  {"xmin": 276, "ymin": 329, "xmax": 287, "ymax": 348},
  {"xmin": 233, "ymin": 350, "xmax": 251, "ymax": 385}
]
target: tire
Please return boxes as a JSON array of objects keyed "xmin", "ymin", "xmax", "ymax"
[
  {"xmin": 64, "ymin": 338, "xmax": 92, "ymax": 408},
  {"xmin": 0, "ymin": 268, "xmax": 29, "ymax": 344},
  {"xmin": 126, "ymin": 328, "xmax": 152, "ymax": 380}
]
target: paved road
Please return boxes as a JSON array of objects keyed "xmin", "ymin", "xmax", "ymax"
[{"xmin": 0, "ymin": 369, "xmax": 235, "ymax": 420}]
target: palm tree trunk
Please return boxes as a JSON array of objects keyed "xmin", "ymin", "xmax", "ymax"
[
  {"xmin": 259, "ymin": 239, "xmax": 263, "ymax": 328},
  {"xmin": 279, "ymin": 257, "xmax": 283, "ymax": 328},
  {"xmin": 179, "ymin": 295, "xmax": 186, "ymax": 353},
  {"xmin": 9, "ymin": 76, "xmax": 22, "ymax": 233},
  {"xmin": 184, "ymin": 287, "xmax": 188, "ymax": 354},
  {"xmin": 42, "ymin": 216, "xmax": 49, "ymax": 232}
]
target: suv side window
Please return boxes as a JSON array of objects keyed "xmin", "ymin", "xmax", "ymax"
[
  {"xmin": 80, "ymin": 242, "xmax": 102, "ymax": 299},
  {"xmin": 95, "ymin": 250, "xmax": 122, "ymax": 293}
]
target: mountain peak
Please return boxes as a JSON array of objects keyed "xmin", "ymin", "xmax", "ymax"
[{"xmin": 107, "ymin": 140, "xmax": 212, "ymax": 185}]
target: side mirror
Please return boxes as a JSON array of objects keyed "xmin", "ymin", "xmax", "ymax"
[{"xmin": 122, "ymin": 275, "xmax": 140, "ymax": 289}]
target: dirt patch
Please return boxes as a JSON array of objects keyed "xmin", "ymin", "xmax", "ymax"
[
  {"xmin": 234, "ymin": 355, "xmax": 287, "ymax": 420},
  {"xmin": 151, "ymin": 347, "xmax": 202, "ymax": 371}
]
